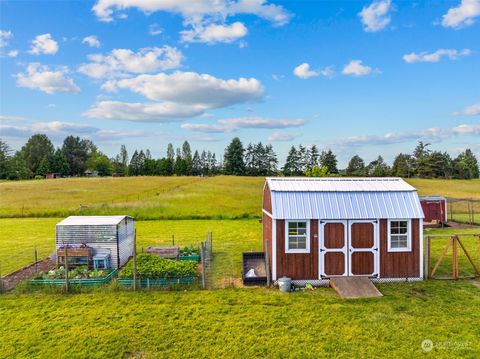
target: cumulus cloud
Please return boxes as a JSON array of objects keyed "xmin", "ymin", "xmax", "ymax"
[
  {"xmin": 0, "ymin": 30, "xmax": 13, "ymax": 48},
  {"xmin": 331, "ymin": 124, "xmax": 480, "ymax": 146},
  {"xmin": 78, "ymin": 46, "xmax": 183, "ymax": 79},
  {"xmin": 29, "ymin": 33, "xmax": 59, "ymax": 55},
  {"xmin": 358, "ymin": 0, "xmax": 392, "ymax": 32},
  {"xmin": 342, "ymin": 60, "xmax": 375, "ymax": 76},
  {"xmin": 293, "ymin": 63, "xmax": 319, "ymax": 79},
  {"xmin": 15, "ymin": 63, "xmax": 80, "ymax": 94},
  {"xmin": 182, "ymin": 117, "xmax": 305, "ymax": 133},
  {"xmin": 92, "ymin": 0, "xmax": 291, "ymax": 26},
  {"xmin": 267, "ymin": 131, "xmax": 301, "ymax": 141},
  {"xmin": 455, "ymin": 103, "xmax": 480, "ymax": 116},
  {"xmin": 403, "ymin": 48, "xmax": 471, "ymax": 63},
  {"xmin": 83, "ymin": 101, "xmax": 206, "ymax": 122},
  {"xmin": 442, "ymin": 0, "xmax": 480, "ymax": 29},
  {"xmin": 82, "ymin": 35, "xmax": 101, "ymax": 48},
  {"xmin": 181, "ymin": 22, "xmax": 248, "ymax": 44},
  {"xmin": 110, "ymin": 71, "xmax": 264, "ymax": 107}
]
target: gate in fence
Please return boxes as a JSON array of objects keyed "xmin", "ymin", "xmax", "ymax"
[{"xmin": 425, "ymin": 234, "xmax": 480, "ymax": 280}]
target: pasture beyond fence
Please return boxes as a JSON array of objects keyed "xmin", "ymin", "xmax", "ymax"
[
  {"xmin": 447, "ymin": 198, "xmax": 480, "ymax": 225},
  {"xmin": 426, "ymin": 233, "xmax": 480, "ymax": 280}
]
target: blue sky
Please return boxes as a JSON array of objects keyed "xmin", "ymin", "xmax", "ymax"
[{"xmin": 0, "ymin": 0, "xmax": 479, "ymax": 166}]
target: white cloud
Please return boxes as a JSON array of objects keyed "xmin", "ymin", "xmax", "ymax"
[
  {"xmin": 0, "ymin": 30, "xmax": 13, "ymax": 48},
  {"xmin": 149, "ymin": 23, "xmax": 163, "ymax": 36},
  {"xmin": 15, "ymin": 63, "xmax": 80, "ymax": 94},
  {"xmin": 83, "ymin": 101, "xmax": 206, "ymax": 122},
  {"xmin": 181, "ymin": 21, "xmax": 248, "ymax": 44},
  {"xmin": 293, "ymin": 63, "xmax": 319, "ymax": 79},
  {"xmin": 78, "ymin": 46, "xmax": 183, "ymax": 79},
  {"xmin": 319, "ymin": 66, "xmax": 335, "ymax": 78},
  {"xmin": 82, "ymin": 35, "xmax": 101, "ymax": 48},
  {"xmin": 29, "ymin": 33, "xmax": 59, "ymax": 55},
  {"xmin": 455, "ymin": 103, "xmax": 480, "ymax": 116},
  {"xmin": 358, "ymin": 0, "xmax": 392, "ymax": 32},
  {"xmin": 342, "ymin": 60, "xmax": 375, "ymax": 76},
  {"xmin": 0, "ymin": 115, "xmax": 27, "ymax": 123},
  {"xmin": 403, "ymin": 48, "xmax": 471, "ymax": 63},
  {"xmin": 442, "ymin": 0, "xmax": 480, "ymax": 29},
  {"xmin": 331, "ymin": 124, "xmax": 480, "ymax": 146},
  {"xmin": 182, "ymin": 117, "xmax": 305, "ymax": 133},
  {"xmin": 111, "ymin": 71, "xmax": 264, "ymax": 108},
  {"xmin": 7, "ymin": 50, "xmax": 18, "ymax": 57},
  {"xmin": 92, "ymin": 0, "xmax": 291, "ymax": 26},
  {"xmin": 267, "ymin": 131, "xmax": 301, "ymax": 141}
]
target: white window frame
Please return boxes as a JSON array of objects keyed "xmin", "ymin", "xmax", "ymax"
[
  {"xmin": 387, "ymin": 219, "xmax": 412, "ymax": 252},
  {"xmin": 285, "ymin": 220, "xmax": 310, "ymax": 254}
]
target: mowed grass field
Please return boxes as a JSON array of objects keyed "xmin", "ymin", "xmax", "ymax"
[
  {"xmin": 0, "ymin": 176, "xmax": 478, "ymax": 219},
  {"xmin": 1, "ymin": 176, "xmax": 480, "ymax": 358}
]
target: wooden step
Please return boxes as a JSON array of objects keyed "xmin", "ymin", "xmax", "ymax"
[{"xmin": 330, "ymin": 277, "xmax": 383, "ymax": 299}]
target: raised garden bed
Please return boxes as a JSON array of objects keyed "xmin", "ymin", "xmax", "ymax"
[
  {"xmin": 31, "ymin": 267, "xmax": 117, "ymax": 286},
  {"xmin": 118, "ymin": 253, "xmax": 198, "ymax": 288},
  {"xmin": 179, "ymin": 246, "xmax": 201, "ymax": 262},
  {"xmin": 118, "ymin": 276, "xmax": 196, "ymax": 288}
]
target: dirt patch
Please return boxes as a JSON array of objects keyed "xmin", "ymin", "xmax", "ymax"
[
  {"xmin": 445, "ymin": 221, "xmax": 479, "ymax": 229},
  {"xmin": 0, "ymin": 258, "xmax": 56, "ymax": 291}
]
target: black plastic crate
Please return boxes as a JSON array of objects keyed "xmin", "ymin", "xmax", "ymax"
[{"xmin": 242, "ymin": 252, "xmax": 267, "ymax": 286}]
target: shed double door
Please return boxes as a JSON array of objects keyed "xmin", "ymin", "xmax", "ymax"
[{"xmin": 320, "ymin": 220, "xmax": 378, "ymax": 278}]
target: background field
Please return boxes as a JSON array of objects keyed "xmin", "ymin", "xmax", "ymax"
[
  {"xmin": 1, "ymin": 177, "xmax": 479, "ymax": 358},
  {"xmin": 1, "ymin": 176, "xmax": 478, "ymax": 220}
]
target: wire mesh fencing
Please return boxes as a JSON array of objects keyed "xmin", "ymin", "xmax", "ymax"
[{"xmin": 447, "ymin": 198, "xmax": 480, "ymax": 225}]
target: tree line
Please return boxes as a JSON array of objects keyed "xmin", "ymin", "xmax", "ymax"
[{"xmin": 0, "ymin": 135, "xmax": 478, "ymax": 180}]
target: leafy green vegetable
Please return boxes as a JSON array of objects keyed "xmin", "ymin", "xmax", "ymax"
[
  {"xmin": 119, "ymin": 254, "xmax": 198, "ymax": 279},
  {"xmin": 40, "ymin": 266, "xmax": 108, "ymax": 279},
  {"xmin": 180, "ymin": 246, "xmax": 200, "ymax": 256}
]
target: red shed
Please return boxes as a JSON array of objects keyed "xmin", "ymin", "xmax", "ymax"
[
  {"xmin": 419, "ymin": 196, "xmax": 447, "ymax": 224},
  {"xmin": 262, "ymin": 177, "xmax": 425, "ymax": 286}
]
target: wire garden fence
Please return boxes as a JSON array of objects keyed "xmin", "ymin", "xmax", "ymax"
[{"xmin": 447, "ymin": 198, "xmax": 480, "ymax": 225}]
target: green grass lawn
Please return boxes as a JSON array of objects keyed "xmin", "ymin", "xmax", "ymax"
[
  {"xmin": 1, "ymin": 176, "xmax": 478, "ymax": 220},
  {"xmin": 1, "ymin": 282, "xmax": 479, "ymax": 358}
]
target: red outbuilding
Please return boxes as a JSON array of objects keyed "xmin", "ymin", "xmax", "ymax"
[
  {"xmin": 419, "ymin": 196, "xmax": 447, "ymax": 224},
  {"xmin": 262, "ymin": 177, "xmax": 425, "ymax": 286}
]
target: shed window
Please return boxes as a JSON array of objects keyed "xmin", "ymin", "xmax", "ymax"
[
  {"xmin": 388, "ymin": 220, "xmax": 411, "ymax": 252},
  {"xmin": 285, "ymin": 221, "xmax": 310, "ymax": 253}
]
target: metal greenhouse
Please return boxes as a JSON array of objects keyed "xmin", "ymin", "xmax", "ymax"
[{"xmin": 55, "ymin": 216, "xmax": 135, "ymax": 269}]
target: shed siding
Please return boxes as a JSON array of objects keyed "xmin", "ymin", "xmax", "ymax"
[
  {"xmin": 379, "ymin": 219, "xmax": 420, "ymax": 278},
  {"xmin": 263, "ymin": 183, "xmax": 272, "ymax": 214},
  {"xmin": 262, "ymin": 212, "xmax": 272, "ymax": 271},
  {"xmin": 276, "ymin": 219, "xmax": 318, "ymax": 279}
]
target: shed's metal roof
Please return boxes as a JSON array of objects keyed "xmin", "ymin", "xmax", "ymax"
[
  {"xmin": 266, "ymin": 177, "xmax": 423, "ymax": 219},
  {"xmin": 266, "ymin": 177, "xmax": 416, "ymax": 192},
  {"xmin": 57, "ymin": 216, "xmax": 132, "ymax": 226}
]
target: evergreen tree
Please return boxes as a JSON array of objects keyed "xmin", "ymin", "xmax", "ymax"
[
  {"xmin": 224, "ymin": 137, "xmax": 245, "ymax": 175},
  {"xmin": 265, "ymin": 144, "xmax": 278, "ymax": 175},
  {"xmin": 200, "ymin": 150, "xmax": 208, "ymax": 175},
  {"xmin": 320, "ymin": 149, "xmax": 338, "ymax": 174},
  {"xmin": 391, "ymin": 153, "xmax": 413, "ymax": 178},
  {"xmin": 129, "ymin": 150, "xmax": 140, "ymax": 176},
  {"xmin": 308, "ymin": 145, "xmax": 320, "ymax": 170},
  {"xmin": 174, "ymin": 148, "xmax": 187, "ymax": 175},
  {"xmin": 62, "ymin": 136, "xmax": 94, "ymax": 176},
  {"xmin": 209, "ymin": 152, "xmax": 218, "ymax": 174},
  {"xmin": 182, "ymin": 141, "xmax": 193, "ymax": 175},
  {"xmin": 298, "ymin": 145, "xmax": 308, "ymax": 173},
  {"xmin": 165, "ymin": 143, "xmax": 175, "ymax": 175},
  {"xmin": 346, "ymin": 155, "xmax": 366, "ymax": 176},
  {"xmin": 413, "ymin": 141, "xmax": 431, "ymax": 177},
  {"xmin": 120, "ymin": 145, "xmax": 129, "ymax": 175},
  {"xmin": 283, "ymin": 146, "xmax": 302, "ymax": 176},
  {"xmin": 453, "ymin": 149, "xmax": 479, "ymax": 179},
  {"xmin": 192, "ymin": 150, "xmax": 201, "ymax": 176},
  {"xmin": 0, "ymin": 139, "xmax": 12, "ymax": 179}
]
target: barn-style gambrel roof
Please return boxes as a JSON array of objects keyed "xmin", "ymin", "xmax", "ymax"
[{"xmin": 265, "ymin": 177, "xmax": 424, "ymax": 220}]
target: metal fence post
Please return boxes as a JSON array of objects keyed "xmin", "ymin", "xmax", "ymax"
[
  {"xmin": 265, "ymin": 240, "xmax": 271, "ymax": 286},
  {"xmin": 201, "ymin": 242, "xmax": 206, "ymax": 289},
  {"xmin": 133, "ymin": 229, "xmax": 137, "ymax": 291},
  {"xmin": 34, "ymin": 246, "xmax": 38, "ymax": 273},
  {"xmin": 64, "ymin": 243, "xmax": 69, "ymax": 293}
]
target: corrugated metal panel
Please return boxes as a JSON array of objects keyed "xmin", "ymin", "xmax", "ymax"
[
  {"xmin": 57, "ymin": 216, "xmax": 132, "ymax": 226},
  {"xmin": 271, "ymin": 191, "xmax": 424, "ymax": 219},
  {"xmin": 55, "ymin": 217, "xmax": 136, "ymax": 269},
  {"xmin": 267, "ymin": 177, "xmax": 416, "ymax": 192}
]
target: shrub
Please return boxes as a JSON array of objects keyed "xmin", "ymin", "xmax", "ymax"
[{"xmin": 119, "ymin": 254, "xmax": 198, "ymax": 279}]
